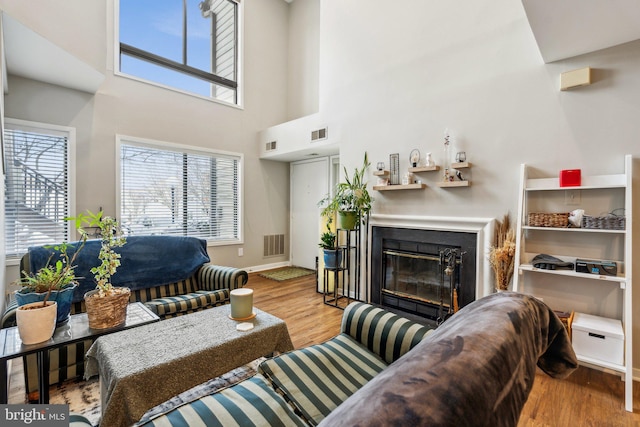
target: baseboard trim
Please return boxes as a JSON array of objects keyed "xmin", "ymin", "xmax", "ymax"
[{"xmin": 244, "ymin": 261, "xmax": 291, "ymax": 273}]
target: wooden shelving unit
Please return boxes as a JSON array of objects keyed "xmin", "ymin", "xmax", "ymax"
[{"xmin": 513, "ymin": 155, "xmax": 633, "ymax": 412}]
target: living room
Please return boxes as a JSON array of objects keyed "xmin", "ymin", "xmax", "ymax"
[{"xmin": 1, "ymin": 0, "xmax": 640, "ymax": 425}]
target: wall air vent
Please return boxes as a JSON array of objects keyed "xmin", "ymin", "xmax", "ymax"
[
  {"xmin": 265, "ymin": 141, "xmax": 277, "ymax": 151},
  {"xmin": 311, "ymin": 127, "xmax": 328, "ymax": 142},
  {"xmin": 264, "ymin": 234, "xmax": 285, "ymax": 257}
]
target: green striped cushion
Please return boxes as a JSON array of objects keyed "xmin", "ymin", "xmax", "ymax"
[
  {"xmin": 144, "ymin": 290, "xmax": 227, "ymax": 317},
  {"xmin": 138, "ymin": 374, "xmax": 306, "ymax": 427},
  {"xmin": 258, "ymin": 333, "xmax": 388, "ymax": 426},
  {"xmin": 341, "ymin": 302, "xmax": 434, "ymax": 364},
  {"xmin": 198, "ymin": 264, "xmax": 248, "ymax": 291},
  {"xmin": 70, "ymin": 413, "xmax": 92, "ymax": 427}
]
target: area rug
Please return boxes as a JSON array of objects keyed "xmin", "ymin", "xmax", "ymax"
[
  {"xmin": 48, "ymin": 359, "xmax": 262, "ymax": 427},
  {"xmin": 259, "ymin": 267, "xmax": 315, "ymax": 281}
]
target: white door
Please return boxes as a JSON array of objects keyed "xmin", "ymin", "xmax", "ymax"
[{"xmin": 290, "ymin": 158, "xmax": 329, "ymax": 270}]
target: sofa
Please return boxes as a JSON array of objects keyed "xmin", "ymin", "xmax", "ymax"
[
  {"xmin": 119, "ymin": 292, "xmax": 577, "ymax": 427},
  {"xmin": 1, "ymin": 235, "xmax": 248, "ymax": 398}
]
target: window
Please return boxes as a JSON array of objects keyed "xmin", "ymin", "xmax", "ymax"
[
  {"xmin": 118, "ymin": 136, "xmax": 242, "ymax": 244},
  {"xmin": 3, "ymin": 119, "xmax": 75, "ymax": 258},
  {"xmin": 118, "ymin": 0, "xmax": 240, "ymax": 105}
]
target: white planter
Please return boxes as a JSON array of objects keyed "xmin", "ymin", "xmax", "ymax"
[{"xmin": 16, "ymin": 301, "xmax": 57, "ymax": 345}]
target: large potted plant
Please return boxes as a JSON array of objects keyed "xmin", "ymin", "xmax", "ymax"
[
  {"xmin": 74, "ymin": 210, "xmax": 130, "ymax": 329},
  {"xmin": 320, "ymin": 152, "xmax": 373, "ymax": 230}
]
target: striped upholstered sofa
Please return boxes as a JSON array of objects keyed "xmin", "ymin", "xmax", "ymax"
[
  {"xmin": 2, "ymin": 235, "xmax": 248, "ymax": 400},
  {"xmin": 129, "ymin": 293, "xmax": 577, "ymax": 427}
]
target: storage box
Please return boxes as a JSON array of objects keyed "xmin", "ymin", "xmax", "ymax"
[
  {"xmin": 559, "ymin": 169, "xmax": 581, "ymax": 187},
  {"xmin": 572, "ymin": 312, "xmax": 623, "ymax": 365}
]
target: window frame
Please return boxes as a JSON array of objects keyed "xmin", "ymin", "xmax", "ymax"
[
  {"xmin": 114, "ymin": 0, "xmax": 244, "ymax": 108},
  {"xmin": 3, "ymin": 118, "xmax": 76, "ymax": 264},
  {"xmin": 115, "ymin": 134, "xmax": 244, "ymax": 246}
]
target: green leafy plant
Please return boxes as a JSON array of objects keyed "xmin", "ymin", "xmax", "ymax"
[
  {"xmin": 71, "ymin": 210, "xmax": 127, "ymax": 295},
  {"xmin": 319, "ymin": 223, "xmax": 337, "ymax": 250},
  {"xmin": 16, "ymin": 225, "xmax": 88, "ymax": 307},
  {"xmin": 319, "ymin": 152, "xmax": 373, "ymax": 226}
]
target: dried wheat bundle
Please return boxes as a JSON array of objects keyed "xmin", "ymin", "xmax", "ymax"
[{"xmin": 489, "ymin": 214, "xmax": 516, "ymax": 291}]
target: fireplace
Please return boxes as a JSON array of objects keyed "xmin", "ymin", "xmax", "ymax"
[{"xmin": 371, "ymin": 224, "xmax": 478, "ymax": 323}]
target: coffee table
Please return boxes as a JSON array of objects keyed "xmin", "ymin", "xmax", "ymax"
[
  {"xmin": 0, "ymin": 302, "xmax": 159, "ymax": 404},
  {"xmin": 85, "ymin": 305, "xmax": 294, "ymax": 427}
]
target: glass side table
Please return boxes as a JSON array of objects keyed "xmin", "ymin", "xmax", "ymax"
[{"xmin": 0, "ymin": 301, "xmax": 159, "ymax": 404}]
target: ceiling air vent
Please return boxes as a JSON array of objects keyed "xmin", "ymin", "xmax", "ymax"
[
  {"xmin": 311, "ymin": 127, "xmax": 328, "ymax": 142},
  {"xmin": 265, "ymin": 140, "xmax": 277, "ymax": 151}
]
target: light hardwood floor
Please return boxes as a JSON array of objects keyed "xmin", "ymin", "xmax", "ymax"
[{"xmin": 8, "ymin": 269, "xmax": 640, "ymax": 426}]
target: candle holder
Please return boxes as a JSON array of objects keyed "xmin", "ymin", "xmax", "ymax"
[
  {"xmin": 456, "ymin": 151, "xmax": 467, "ymax": 163},
  {"xmin": 230, "ymin": 288, "xmax": 256, "ymax": 320},
  {"xmin": 410, "ymin": 149, "xmax": 420, "ymax": 167}
]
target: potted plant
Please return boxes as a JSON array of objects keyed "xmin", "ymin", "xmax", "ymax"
[
  {"xmin": 15, "ymin": 239, "xmax": 87, "ymax": 326},
  {"xmin": 319, "ymin": 152, "xmax": 373, "ymax": 230},
  {"xmin": 14, "ymin": 221, "xmax": 89, "ymax": 344},
  {"xmin": 489, "ymin": 213, "xmax": 516, "ymax": 292},
  {"xmin": 74, "ymin": 210, "xmax": 130, "ymax": 329},
  {"xmin": 319, "ymin": 222, "xmax": 342, "ymax": 269}
]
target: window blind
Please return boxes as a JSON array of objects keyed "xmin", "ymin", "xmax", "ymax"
[
  {"xmin": 3, "ymin": 127, "xmax": 70, "ymax": 258},
  {"xmin": 120, "ymin": 141, "xmax": 240, "ymax": 242}
]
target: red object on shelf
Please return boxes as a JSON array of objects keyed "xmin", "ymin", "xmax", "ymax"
[{"xmin": 559, "ymin": 169, "xmax": 581, "ymax": 187}]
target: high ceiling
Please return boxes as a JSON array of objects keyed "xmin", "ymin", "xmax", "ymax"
[{"xmin": 522, "ymin": 0, "xmax": 640, "ymax": 63}]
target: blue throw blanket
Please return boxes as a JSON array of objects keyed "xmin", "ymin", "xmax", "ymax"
[{"xmin": 28, "ymin": 236, "xmax": 210, "ymax": 303}]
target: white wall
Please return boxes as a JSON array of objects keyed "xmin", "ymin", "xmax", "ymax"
[
  {"xmin": 318, "ymin": 0, "xmax": 640, "ymax": 369},
  {"xmin": 287, "ymin": 0, "xmax": 319, "ymax": 119},
  {"xmin": 1, "ymin": 0, "xmax": 292, "ymax": 289}
]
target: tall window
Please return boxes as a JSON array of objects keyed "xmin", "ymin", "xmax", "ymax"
[
  {"xmin": 3, "ymin": 120, "xmax": 74, "ymax": 258},
  {"xmin": 119, "ymin": 136, "xmax": 242, "ymax": 243},
  {"xmin": 118, "ymin": 0, "xmax": 240, "ymax": 105}
]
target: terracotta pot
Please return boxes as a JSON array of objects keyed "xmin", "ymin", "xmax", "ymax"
[{"xmin": 16, "ymin": 301, "xmax": 57, "ymax": 345}]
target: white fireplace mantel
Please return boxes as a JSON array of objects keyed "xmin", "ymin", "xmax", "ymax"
[{"xmin": 368, "ymin": 214, "xmax": 496, "ymax": 301}]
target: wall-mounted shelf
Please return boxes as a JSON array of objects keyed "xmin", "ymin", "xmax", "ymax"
[
  {"xmin": 373, "ymin": 170, "xmax": 389, "ymax": 176},
  {"xmin": 373, "ymin": 183, "xmax": 426, "ymax": 191},
  {"xmin": 451, "ymin": 161, "xmax": 471, "ymax": 169},
  {"xmin": 408, "ymin": 165, "xmax": 440, "ymax": 173},
  {"xmin": 437, "ymin": 181, "xmax": 470, "ymax": 188}
]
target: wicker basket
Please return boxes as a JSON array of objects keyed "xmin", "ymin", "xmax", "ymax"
[
  {"xmin": 527, "ymin": 212, "xmax": 569, "ymax": 228},
  {"xmin": 84, "ymin": 287, "xmax": 131, "ymax": 329},
  {"xmin": 582, "ymin": 215, "xmax": 626, "ymax": 230}
]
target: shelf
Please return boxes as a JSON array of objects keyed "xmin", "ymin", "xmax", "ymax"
[
  {"xmin": 437, "ymin": 180, "xmax": 470, "ymax": 188},
  {"xmin": 518, "ymin": 264, "xmax": 626, "ymax": 283},
  {"xmin": 408, "ymin": 165, "xmax": 440, "ymax": 173},
  {"xmin": 373, "ymin": 183, "xmax": 426, "ymax": 191},
  {"xmin": 451, "ymin": 161, "xmax": 471, "ymax": 169},
  {"xmin": 373, "ymin": 170, "xmax": 389, "ymax": 176},
  {"xmin": 525, "ymin": 174, "xmax": 626, "ymax": 191},
  {"xmin": 522, "ymin": 226, "xmax": 626, "ymax": 234},
  {"xmin": 576, "ymin": 354, "xmax": 626, "ymax": 374}
]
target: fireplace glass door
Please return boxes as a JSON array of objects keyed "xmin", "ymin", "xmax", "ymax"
[{"xmin": 382, "ymin": 249, "xmax": 460, "ymax": 315}]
